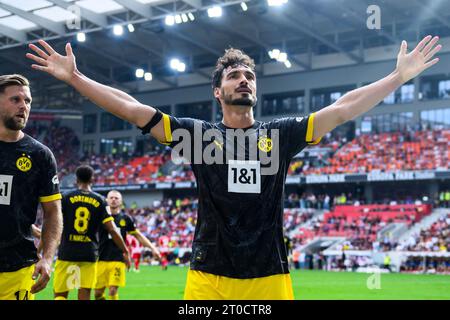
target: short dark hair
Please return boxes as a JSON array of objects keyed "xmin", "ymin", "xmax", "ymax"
[
  {"xmin": 76, "ymin": 165, "xmax": 94, "ymax": 184},
  {"xmin": 0, "ymin": 74, "xmax": 30, "ymax": 94},
  {"xmin": 212, "ymin": 48, "xmax": 256, "ymax": 89}
]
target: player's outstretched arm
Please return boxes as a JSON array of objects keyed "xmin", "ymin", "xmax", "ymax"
[
  {"xmin": 134, "ymin": 230, "xmax": 162, "ymax": 261},
  {"xmin": 26, "ymin": 40, "xmax": 166, "ymax": 141},
  {"xmin": 31, "ymin": 200, "xmax": 63, "ymax": 294},
  {"xmin": 104, "ymin": 221, "xmax": 132, "ymax": 269},
  {"xmin": 311, "ymin": 35, "xmax": 442, "ymax": 141}
]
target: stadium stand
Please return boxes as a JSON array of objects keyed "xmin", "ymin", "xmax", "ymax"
[
  {"xmin": 50, "ymin": 128, "xmax": 449, "ymax": 186},
  {"xmin": 398, "ymin": 213, "xmax": 450, "ymax": 252},
  {"xmin": 290, "ymin": 129, "xmax": 450, "ymax": 175}
]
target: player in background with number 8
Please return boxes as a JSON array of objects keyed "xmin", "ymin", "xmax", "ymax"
[{"xmin": 53, "ymin": 165, "xmax": 131, "ymax": 300}]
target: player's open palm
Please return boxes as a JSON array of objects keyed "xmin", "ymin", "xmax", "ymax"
[
  {"xmin": 396, "ymin": 35, "xmax": 441, "ymax": 83},
  {"xmin": 26, "ymin": 40, "xmax": 77, "ymax": 84}
]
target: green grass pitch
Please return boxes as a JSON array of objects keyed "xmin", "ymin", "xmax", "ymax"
[{"xmin": 35, "ymin": 266, "xmax": 450, "ymax": 300}]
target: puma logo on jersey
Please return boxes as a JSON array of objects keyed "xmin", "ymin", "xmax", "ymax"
[{"xmin": 52, "ymin": 175, "xmax": 59, "ymax": 185}]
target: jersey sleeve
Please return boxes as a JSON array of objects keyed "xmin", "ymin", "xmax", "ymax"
[
  {"xmin": 125, "ymin": 215, "xmax": 138, "ymax": 235},
  {"xmin": 276, "ymin": 112, "xmax": 322, "ymax": 159},
  {"xmin": 158, "ymin": 113, "xmax": 203, "ymax": 149},
  {"xmin": 38, "ymin": 147, "xmax": 62, "ymax": 203}
]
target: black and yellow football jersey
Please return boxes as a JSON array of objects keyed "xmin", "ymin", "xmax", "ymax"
[
  {"xmin": 0, "ymin": 134, "xmax": 61, "ymax": 272},
  {"xmin": 98, "ymin": 211, "xmax": 137, "ymax": 262},
  {"xmin": 157, "ymin": 112, "xmax": 320, "ymax": 278},
  {"xmin": 58, "ymin": 189, "xmax": 113, "ymax": 262}
]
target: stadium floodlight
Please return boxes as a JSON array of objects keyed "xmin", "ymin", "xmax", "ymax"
[
  {"xmin": 170, "ymin": 58, "xmax": 180, "ymax": 70},
  {"xmin": 268, "ymin": 49, "xmax": 280, "ymax": 60},
  {"xmin": 177, "ymin": 62, "xmax": 186, "ymax": 72},
  {"xmin": 278, "ymin": 52, "xmax": 287, "ymax": 62},
  {"xmin": 165, "ymin": 15, "xmax": 175, "ymax": 26},
  {"xmin": 113, "ymin": 25, "xmax": 124, "ymax": 36},
  {"xmin": 76, "ymin": 32, "xmax": 86, "ymax": 42},
  {"xmin": 241, "ymin": 2, "xmax": 248, "ymax": 11},
  {"xmin": 188, "ymin": 12, "xmax": 195, "ymax": 21},
  {"xmin": 127, "ymin": 24, "xmax": 135, "ymax": 33},
  {"xmin": 144, "ymin": 72, "xmax": 153, "ymax": 81},
  {"xmin": 269, "ymin": 49, "xmax": 291, "ymax": 68},
  {"xmin": 175, "ymin": 14, "xmax": 182, "ymax": 24},
  {"xmin": 268, "ymin": 0, "xmax": 288, "ymax": 6},
  {"xmin": 170, "ymin": 58, "xmax": 186, "ymax": 72},
  {"xmin": 181, "ymin": 13, "xmax": 188, "ymax": 23},
  {"xmin": 208, "ymin": 6, "xmax": 222, "ymax": 18},
  {"xmin": 135, "ymin": 68, "xmax": 145, "ymax": 78}
]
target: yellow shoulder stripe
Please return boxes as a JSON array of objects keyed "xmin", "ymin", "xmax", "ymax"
[
  {"xmin": 306, "ymin": 113, "xmax": 322, "ymax": 145},
  {"xmin": 156, "ymin": 113, "xmax": 172, "ymax": 145}
]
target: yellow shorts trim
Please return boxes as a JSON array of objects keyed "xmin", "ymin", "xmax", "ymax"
[
  {"xmin": 39, "ymin": 193, "xmax": 62, "ymax": 203},
  {"xmin": 53, "ymin": 260, "xmax": 98, "ymax": 293},
  {"xmin": 0, "ymin": 265, "xmax": 36, "ymax": 300},
  {"xmin": 95, "ymin": 261, "xmax": 126, "ymax": 289},
  {"xmin": 183, "ymin": 270, "xmax": 294, "ymax": 300}
]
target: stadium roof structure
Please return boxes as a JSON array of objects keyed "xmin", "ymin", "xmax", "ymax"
[{"xmin": 0, "ymin": 0, "xmax": 449, "ymax": 109}]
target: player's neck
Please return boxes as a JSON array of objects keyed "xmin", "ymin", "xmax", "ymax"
[
  {"xmin": 0, "ymin": 127, "xmax": 24, "ymax": 143},
  {"xmin": 221, "ymin": 105, "xmax": 254, "ymax": 129},
  {"xmin": 78, "ymin": 184, "xmax": 92, "ymax": 192},
  {"xmin": 111, "ymin": 208, "xmax": 120, "ymax": 215}
]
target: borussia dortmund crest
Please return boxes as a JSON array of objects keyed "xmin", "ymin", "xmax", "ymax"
[
  {"xmin": 257, "ymin": 136, "xmax": 273, "ymax": 153},
  {"xmin": 16, "ymin": 154, "xmax": 32, "ymax": 172}
]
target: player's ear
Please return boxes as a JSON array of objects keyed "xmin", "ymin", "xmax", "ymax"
[{"xmin": 213, "ymin": 87, "xmax": 221, "ymax": 100}]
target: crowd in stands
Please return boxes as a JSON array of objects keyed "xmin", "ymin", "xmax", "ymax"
[
  {"xmin": 126, "ymin": 197, "xmax": 198, "ymax": 265},
  {"xmin": 25, "ymin": 121, "xmax": 80, "ymax": 171},
  {"xmin": 33, "ymin": 188, "xmax": 449, "ymax": 273},
  {"xmin": 397, "ymin": 213, "xmax": 450, "ymax": 252},
  {"xmin": 293, "ymin": 203, "xmax": 432, "ymax": 251},
  {"xmin": 283, "ymin": 208, "xmax": 315, "ymax": 234},
  {"xmin": 289, "ymin": 129, "xmax": 449, "ymax": 175},
  {"xmin": 82, "ymin": 153, "xmax": 169, "ymax": 186},
  {"xmin": 21, "ymin": 125, "xmax": 447, "ymax": 186},
  {"xmin": 286, "ymin": 193, "xmax": 332, "ymax": 210},
  {"xmin": 400, "ymin": 256, "xmax": 450, "ymax": 274}
]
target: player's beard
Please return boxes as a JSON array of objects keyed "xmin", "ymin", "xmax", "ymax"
[
  {"xmin": 2, "ymin": 114, "xmax": 27, "ymax": 131},
  {"xmin": 110, "ymin": 205, "xmax": 120, "ymax": 213},
  {"xmin": 221, "ymin": 88, "xmax": 257, "ymax": 108}
]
